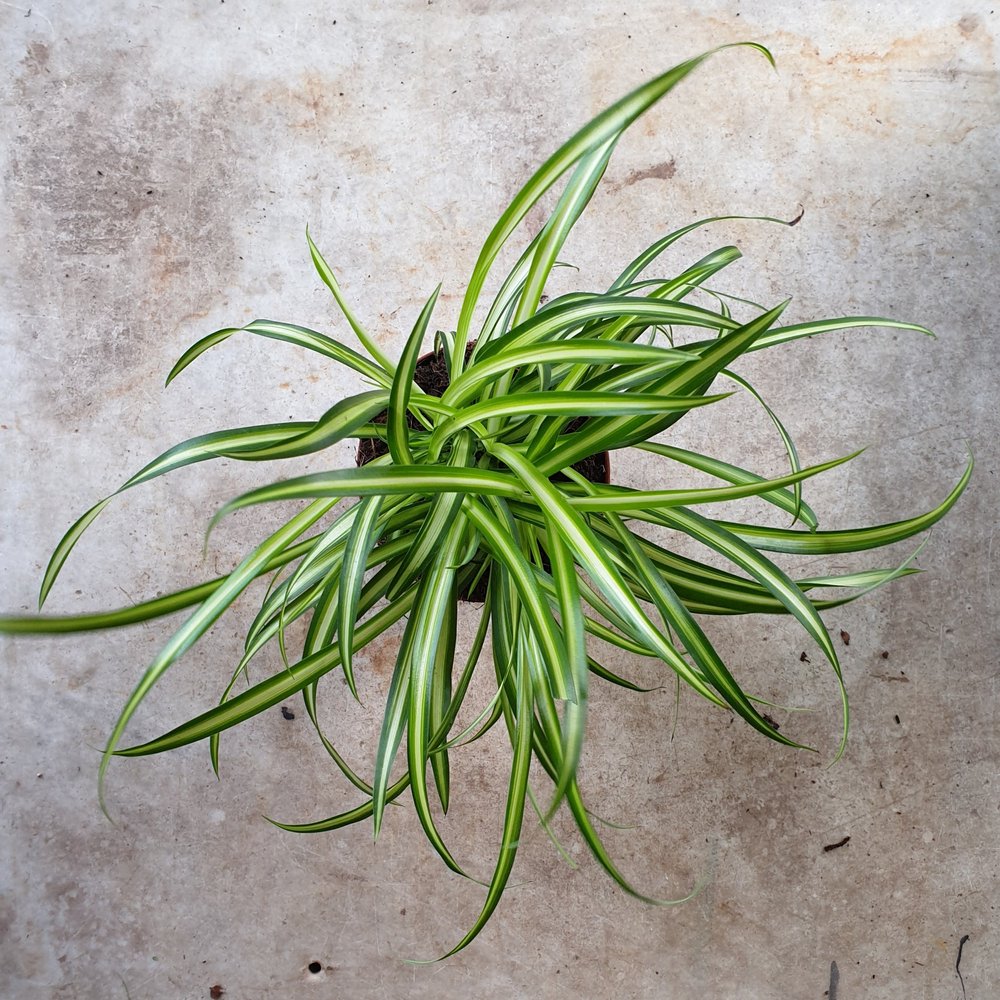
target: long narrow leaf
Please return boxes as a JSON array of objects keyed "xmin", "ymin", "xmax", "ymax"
[
  {"xmin": 490, "ymin": 443, "xmax": 723, "ymax": 706},
  {"xmin": 658, "ymin": 505, "xmax": 848, "ymax": 757},
  {"xmin": 512, "ymin": 137, "xmax": 617, "ymax": 326},
  {"xmin": 306, "ymin": 228, "xmax": 396, "ymax": 373},
  {"xmin": 429, "ymin": 389, "xmax": 727, "ymax": 456},
  {"xmin": 636, "ymin": 441, "xmax": 821, "ymax": 528},
  {"xmin": 338, "ymin": 496, "xmax": 385, "ymax": 700},
  {"xmin": 166, "ymin": 319, "xmax": 394, "ymax": 389},
  {"xmin": 404, "ymin": 518, "xmax": 467, "ymax": 873},
  {"xmin": 387, "ymin": 286, "xmax": 441, "ymax": 464},
  {"xmin": 454, "ymin": 42, "xmax": 774, "ymax": 367},
  {"xmin": 536, "ymin": 299, "xmax": 789, "ymax": 474},
  {"xmin": 100, "ymin": 499, "xmax": 337, "ymax": 810},
  {"xmin": 718, "ymin": 453, "xmax": 972, "ymax": 553},
  {"xmin": 119, "ymin": 587, "xmax": 416, "ymax": 758}
]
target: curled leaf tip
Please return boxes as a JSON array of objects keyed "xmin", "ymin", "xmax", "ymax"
[{"xmin": 720, "ymin": 40, "xmax": 777, "ymax": 70}]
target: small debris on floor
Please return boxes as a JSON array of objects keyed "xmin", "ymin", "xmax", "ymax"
[
  {"xmin": 840, "ymin": 629, "xmax": 850, "ymax": 646},
  {"xmin": 956, "ymin": 934, "xmax": 970, "ymax": 999},
  {"xmin": 823, "ymin": 836, "xmax": 851, "ymax": 853},
  {"xmin": 800, "ymin": 651, "xmax": 810, "ymax": 663},
  {"xmin": 281, "ymin": 706, "xmax": 295, "ymax": 721},
  {"xmin": 826, "ymin": 959, "xmax": 840, "ymax": 999},
  {"xmin": 210, "ymin": 986, "xmax": 224, "ymax": 999}
]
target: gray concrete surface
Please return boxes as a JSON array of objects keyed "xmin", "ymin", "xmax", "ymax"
[{"xmin": 2, "ymin": 2, "xmax": 998, "ymax": 998}]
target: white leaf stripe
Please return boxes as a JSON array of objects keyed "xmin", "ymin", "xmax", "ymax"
[
  {"xmin": 658, "ymin": 505, "xmax": 848, "ymax": 756},
  {"xmin": 636, "ymin": 441, "xmax": 820, "ymax": 527},
  {"xmin": 218, "ymin": 392, "xmax": 389, "ymax": 461},
  {"xmin": 600, "ymin": 505, "xmax": 801, "ymax": 748},
  {"xmin": 208, "ymin": 466, "xmax": 530, "ymax": 528},
  {"xmin": 100, "ymin": 499, "xmax": 338, "ymax": 809},
  {"xmin": 750, "ymin": 315, "xmax": 934, "ymax": 352},
  {"xmin": 541, "ymin": 516, "xmax": 588, "ymax": 816},
  {"xmin": 405, "ymin": 518, "xmax": 467, "ymax": 874},
  {"xmin": 338, "ymin": 496, "xmax": 384, "ymax": 699},
  {"xmin": 388, "ymin": 287, "xmax": 441, "ymax": 464},
  {"xmin": 386, "ymin": 435, "xmax": 474, "ymax": 601},
  {"xmin": 429, "ymin": 389, "xmax": 727, "ymax": 453},
  {"xmin": 717, "ymin": 454, "xmax": 972, "ymax": 553},
  {"xmin": 608, "ymin": 214, "xmax": 791, "ymax": 291},
  {"xmin": 569, "ymin": 451, "xmax": 858, "ymax": 511},
  {"xmin": 455, "ymin": 43, "xmax": 773, "ymax": 369},
  {"xmin": 363, "ymin": 594, "xmax": 415, "ymax": 837},
  {"xmin": 444, "ymin": 339, "xmax": 688, "ymax": 407},
  {"xmin": 490, "ymin": 443, "xmax": 723, "ymax": 706},
  {"xmin": 513, "ymin": 137, "xmax": 617, "ymax": 327},
  {"xmin": 38, "ymin": 422, "xmax": 314, "ymax": 606},
  {"xmin": 594, "ymin": 245, "xmax": 743, "ymax": 344},
  {"xmin": 464, "ymin": 497, "xmax": 572, "ymax": 700},
  {"xmin": 475, "ymin": 295, "xmax": 740, "ymax": 364},
  {"xmin": 536, "ymin": 299, "xmax": 789, "ymax": 474}
]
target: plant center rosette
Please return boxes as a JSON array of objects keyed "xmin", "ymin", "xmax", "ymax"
[{"xmin": 356, "ymin": 341, "xmax": 611, "ymax": 602}]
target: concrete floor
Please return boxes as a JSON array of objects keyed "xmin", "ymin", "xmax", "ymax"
[{"xmin": 2, "ymin": 2, "xmax": 998, "ymax": 998}]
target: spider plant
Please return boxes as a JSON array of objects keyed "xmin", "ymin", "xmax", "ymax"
[{"xmin": 1, "ymin": 42, "xmax": 970, "ymax": 957}]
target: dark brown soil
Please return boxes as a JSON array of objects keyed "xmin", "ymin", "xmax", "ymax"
[
  {"xmin": 356, "ymin": 345, "xmax": 609, "ymax": 482},
  {"xmin": 355, "ymin": 346, "xmax": 455, "ymax": 467},
  {"xmin": 355, "ymin": 343, "xmax": 610, "ymax": 601}
]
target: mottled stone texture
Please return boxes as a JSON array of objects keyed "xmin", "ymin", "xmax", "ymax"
[{"xmin": 2, "ymin": 3, "xmax": 997, "ymax": 998}]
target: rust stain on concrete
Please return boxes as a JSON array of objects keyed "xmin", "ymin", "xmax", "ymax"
[
  {"xmin": 757, "ymin": 20, "xmax": 998, "ymax": 140},
  {"xmin": 260, "ymin": 71, "xmax": 346, "ymax": 132},
  {"xmin": 611, "ymin": 158, "xmax": 678, "ymax": 191}
]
